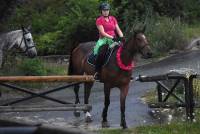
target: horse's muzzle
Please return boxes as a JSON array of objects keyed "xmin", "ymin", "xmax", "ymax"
[
  {"xmin": 142, "ymin": 52, "xmax": 153, "ymax": 59},
  {"xmin": 26, "ymin": 49, "xmax": 37, "ymax": 58},
  {"xmin": 147, "ymin": 52, "xmax": 153, "ymax": 58}
]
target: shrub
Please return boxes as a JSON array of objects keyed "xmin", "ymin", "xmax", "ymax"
[
  {"xmin": 18, "ymin": 58, "xmax": 47, "ymax": 76},
  {"xmin": 6, "ymin": 0, "xmax": 99, "ymax": 55},
  {"xmin": 146, "ymin": 17, "xmax": 187, "ymax": 55}
]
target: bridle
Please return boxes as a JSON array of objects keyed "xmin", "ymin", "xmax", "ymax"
[
  {"xmin": 17, "ymin": 30, "xmax": 36, "ymax": 53},
  {"xmin": 135, "ymin": 34, "xmax": 149, "ymax": 53}
]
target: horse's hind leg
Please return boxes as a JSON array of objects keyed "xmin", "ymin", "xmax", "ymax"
[
  {"xmin": 73, "ymin": 84, "xmax": 81, "ymax": 117},
  {"xmin": 74, "ymin": 84, "xmax": 80, "ymax": 104},
  {"xmin": 84, "ymin": 82, "xmax": 93, "ymax": 122},
  {"xmin": 102, "ymin": 85, "xmax": 111, "ymax": 128},
  {"xmin": 0, "ymin": 50, "xmax": 4, "ymax": 68}
]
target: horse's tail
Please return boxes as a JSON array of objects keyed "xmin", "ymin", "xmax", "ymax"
[
  {"xmin": 68, "ymin": 48, "xmax": 74, "ymax": 75},
  {"xmin": 68, "ymin": 42, "xmax": 80, "ymax": 75}
]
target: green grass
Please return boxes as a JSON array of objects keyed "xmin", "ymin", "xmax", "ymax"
[
  {"xmin": 97, "ymin": 122, "xmax": 200, "ymax": 134},
  {"xmin": 134, "ymin": 122, "xmax": 200, "ymax": 134},
  {"xmin": 140, "ymin": 89, "xmax": 157, "ymax": 103},
  {"xmin": 97, "ymin": 128, "xmax": 133, "ymax": 134},
  {"xmin": 184, "ymin": 23, "xmax": 200, "ymax": 39}
]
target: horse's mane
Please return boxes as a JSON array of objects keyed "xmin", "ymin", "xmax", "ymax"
[{"xmin": 0, "ymin": 30, "xmax": 22, "ymax": 50}]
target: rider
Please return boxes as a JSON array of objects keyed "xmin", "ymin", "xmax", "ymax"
[{"xmin": 94, "ymin": 2, "xmax": 124, "ymax": 79}]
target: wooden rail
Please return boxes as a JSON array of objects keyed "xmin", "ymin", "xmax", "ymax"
[
  {"xmin": 0, "ymin": 75, "xmax": 95, "ymax": 82},
  {"xmin": 0, "ymin": 104, "xmax": 92, "ymax": 112},
  {"xmin": 0, "ymin": 75, "xmax": 94, "ymax": 112},
  {"xmin": 137, "ymin": 70, "xmax": 197, "ymax": 121}
]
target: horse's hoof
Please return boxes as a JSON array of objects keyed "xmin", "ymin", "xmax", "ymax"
[
  {"xmin": 73, "ymin": 111, "xmax": 80, "ymax": 117},
  {"xmin": 102, "ymin": 121, "xmax": 110, "ymax": 128},
  {"xmin": 85, "ymin": 116, "xmax": 93, "ymax": 123},
  {"xmin": 120, "ymin": 123, "xmax": 128, "ymax": 129},
  {"xmin": 122, "ymin": 125, "xmax": 128, "ymax": 129},
  {"xmin": 85, "ymin": 112, "xmax": 92, "ymax": 123}
]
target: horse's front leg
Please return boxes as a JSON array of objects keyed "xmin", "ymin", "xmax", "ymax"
[
  {"xmin": 120, "ymin": 85, "xmax": 129, "ymax": 129},
  {"xmin": 84, "ymin": 82, "xmax": 93, "ymax": 122},
  {"xmin": 102, "ymin": 84, "xmax": 111, "ymax": 128}
]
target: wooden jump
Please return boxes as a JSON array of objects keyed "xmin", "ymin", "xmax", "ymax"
[
  {"xmin": 0, "ymin": 75, "xmax": 94, "ymax": 112},
  {"xmin": 0, "ymin": 75, "xmax": 95, "ymax": 82}
]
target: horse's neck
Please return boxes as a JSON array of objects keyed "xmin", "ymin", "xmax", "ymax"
[
  {"xmin": 120, "ymin": 39, "xmax": 136, "ymax": 65},
  {"xmin": 4, "ymin": 30, "xmax": 22, "ymax": 50}
]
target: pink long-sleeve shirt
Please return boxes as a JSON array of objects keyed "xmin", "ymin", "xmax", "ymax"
[{"xmin": 96, "ymin": 16, "xmax": 118, "ymax": 38}]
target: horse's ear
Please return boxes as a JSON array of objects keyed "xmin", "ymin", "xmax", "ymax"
[
  {"xmin": 21, "ymin": 25, "xmax": 25, "ymax": 31},
  {"xmin": 27, "ymin": 25, "xmax": 32, "ymax": 32},
  {"xmin": 133, "ymin": 30, "xmax": 137, "ymax": 37},
  {"xmin": 142, "ymin": 25, "xmax": 146, "ymax": 33}
]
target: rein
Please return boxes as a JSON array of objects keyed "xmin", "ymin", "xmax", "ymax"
[{"xmin": 17, "ymin": 31, "xmax": 35, "ymax": 53}]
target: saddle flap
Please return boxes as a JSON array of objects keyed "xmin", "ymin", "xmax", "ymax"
[{"xmin": 87, "ymin": 42, "xmax": 121, "ymax": 66}]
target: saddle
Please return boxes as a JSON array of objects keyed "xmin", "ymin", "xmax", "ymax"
[{"xmin": 87, "ymin": 42, "xmax": 121, "ymax": 67}]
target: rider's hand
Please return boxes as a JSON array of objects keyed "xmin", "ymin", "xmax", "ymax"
[
  {"xmin": 113, "ymin": 37, "xmax": 125, "ymax": 42},
  {"xmin": 112, "ymin": 37, "xmax": 118, "ymax": 42}
]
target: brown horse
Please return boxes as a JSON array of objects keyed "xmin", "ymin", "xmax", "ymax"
[{"xmin": 68, "ymin": 29, "xmax": 152, "ymax": 128}]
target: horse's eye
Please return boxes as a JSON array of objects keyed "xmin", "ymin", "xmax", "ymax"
[
  {"xmin": 26, "ymin": 38, "xmax": 31, "ymax": 42},
  {"xmin": 136, "ymin": 38, "xmax": 141, "ymax": 41}
]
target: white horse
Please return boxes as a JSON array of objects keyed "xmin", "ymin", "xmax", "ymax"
[{"xmin": 0, "ymin": 26, "xmax": 37, "ymax": 68}]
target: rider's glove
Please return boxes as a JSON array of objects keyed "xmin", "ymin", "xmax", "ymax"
[{"xmin": 113, "ymin": 37, "xmax": 124, "ymax": 42}]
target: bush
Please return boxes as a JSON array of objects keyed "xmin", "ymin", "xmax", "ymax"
[
  {"xmin": 6, "ymin": 0, "xmax": 99, "ymax": 55},
  {"xmin": 146, "ymin": 17, "xmax": 187, "ymax": 55},
  {"xmin": 4, "ymin": 0, "xmax": 199, "ymax": 56},
  {"xmin": 17, "ymin": 58, "xmax": 68, "ymax": 76},
  {"xmin": 18, "ymin": 58, "xmax": 47, "ymax": 76}
]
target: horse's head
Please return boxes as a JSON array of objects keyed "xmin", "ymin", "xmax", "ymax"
[
  {"xmin": 17, "ymin": 26, "xmax": 37, "ymax": 58},
  {"xmin": 133, "ymin": 29, "xmax": 152, "ymax": 59}
]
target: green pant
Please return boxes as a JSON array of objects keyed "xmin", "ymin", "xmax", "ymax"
[{"xmin": 93, "ymin": 37, "xmax": 114, "ymax": 55}]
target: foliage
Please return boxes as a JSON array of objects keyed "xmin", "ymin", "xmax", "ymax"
[
  {"xmin": 0, "ymin": 0, "xmax": 18, "ymax": 31},
  {"xmin": 0, "ymin": 55, "xmax": 67, "ymax": 76},
  {"xmin": 146, "ymin": 17, "xmax": 187, "ymax": 55},
  {"xmin": 183, "ymin": 24, "xmax": 200, "ymax": 40},
  {"xmin": 6, "ymin": 0, "xmax": 99, "ymax": 55},
  {"xmin": 182, "ymin": 0, "xmax": 200, "ymax": 24},
  {"xmin": 113, "ymin": 0, "xmax": 200, "ymax": 24},
  {"xmin": 17, "ymin": 58, "xmax": 67, "ymax": 76},
  {"xmin": 134, "ymin": 122, "xmax": 200, "ymax": 134},
  {"xmin": 35, "ymin": 31, "xmax": 62, "ymax": 54},
  {"xmin": 17, "ymin": 58, "xmax": 47, "ymax": 76},
  {"xmin": 1, "ymin": 0, "xmax": 200, "ymax": 56}
]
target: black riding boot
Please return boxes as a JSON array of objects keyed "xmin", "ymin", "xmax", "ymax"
[
  {"xmin": 94, "ymin": 54, "xmax": 102, "ymax": 79},
  {"xmin": 94, "ymin": 45, "xmax": 108, "ymax": 80}
]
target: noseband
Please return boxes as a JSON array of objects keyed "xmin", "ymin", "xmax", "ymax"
[
  {"xmin": 139, "ymin": 42, "xmax": 148, "ymax": 51},
  {"xmin": 135, "ymin": 36, "xmax": 148, "ymax": 53},
  {"xmin": 18, "ymin": 31, "xmax": 35, "ymax": 53}
]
